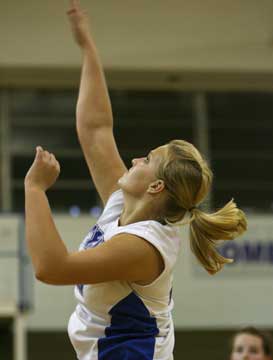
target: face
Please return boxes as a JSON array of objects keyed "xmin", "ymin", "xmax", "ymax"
[
  {"xmin": 231, "ymin": 334, "xmax": 267, "ymax": 360},
  {"xmin": 118, "ymin": 145, "xmax": 168, "ymax": 197}
]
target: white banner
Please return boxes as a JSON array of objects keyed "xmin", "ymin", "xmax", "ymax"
[
  {"xmin": 173, "ymin": 214, "xmax": 273, "ymax": 328},
  {"xmin": 194, "ymin": 214, "xmax": 273, "ymax": 277}
]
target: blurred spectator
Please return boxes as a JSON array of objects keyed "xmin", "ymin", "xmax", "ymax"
[{"xmin": 230, "ymin": 326, "xmax": 273, "ymax": 360}]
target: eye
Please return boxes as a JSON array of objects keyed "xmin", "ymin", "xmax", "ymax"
[
  {"xmin": 144, "ymin": 157, "xmax": 149, "ymax": 163},
  {"xmin": 234, "ymin": 346, "xmax": 243, "ymax": 353},
  {"xmin": 249, "ymin": 347, "xmax": 259, "ymax": 354}
]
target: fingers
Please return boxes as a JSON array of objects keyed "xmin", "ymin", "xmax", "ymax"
[
  {"xmin": 35, "ymin": 146, "xmax": 60, "ymax": 171},
  {"xmin": 36, "ymin": 146, "xmax": 52, "ymax": 160},
  {"xmin": 67, "ymin": 0, "xmax": 80, "ymax": 14},
  {"xmin": 36, "ymin": 146, "xmax": 43, "ymax": 160},
  {"xmin": 36, "ymin": 147, "xmax": 49, "ymax": 161},
  {"xmin": 55, "ymin": 160, "xmax": 61, "ymax": 173},
  {"xmin": 49, "ymin": 153, "xmax": 61, "ymax": 173}
]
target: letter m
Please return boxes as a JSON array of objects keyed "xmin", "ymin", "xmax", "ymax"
[{"xmin": 244, "ymin": 243, "xmax": 262, "ymax": 262}]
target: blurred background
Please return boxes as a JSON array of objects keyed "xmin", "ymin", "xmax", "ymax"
[{"xmin": 0, "ymin": 0, "xmax": 273, "ymax": 359}]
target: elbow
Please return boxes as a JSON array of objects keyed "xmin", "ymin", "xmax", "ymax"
[
  {"xmin": 34, "ymin": 264, "xmax": 67, "ymax": 285},
  {"xmin": 34, "ymin": 267, "xmax": 52, "ymax": 284},
  {"xmin": 35, "ymin": 271, "xmax": 47, "ymax": 284},
  {"xmin": 76, "ymin": 114, "xmax": 113, "ymax": 134},
  {"xmin": 34, "ymin": 266, "xmax": 58, "ymax": 285},
  {"xmin": 76, "ymin": 122, "xmax": 93, "ymax": 141},
  {"xmin": 76, "ymin": 100, "xmax": 113, "ymax": 121}
]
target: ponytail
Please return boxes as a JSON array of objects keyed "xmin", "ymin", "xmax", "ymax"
[
  {"xmin": 157, "ymin": 139, "xmax": 248, "ymax": 274},
  {"xmin": 189, "ymin": 199, "xmax": 247, "ymax": 275}
]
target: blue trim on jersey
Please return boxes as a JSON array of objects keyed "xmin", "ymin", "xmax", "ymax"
[
  {"xmin": 168, "ymin": 288, "xmax": 173, "ymax": 305},
  {"xmin": 77, "ymin": 224, "xmax": 104, "ymax": 295},
  {"xmin": 98, "ymin": 291, "xmax": 159, "ymax": 359}
]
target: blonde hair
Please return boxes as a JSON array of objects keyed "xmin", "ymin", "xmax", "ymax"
[{"xmin": 157, "ymin": 139, "xmax": 247, "ymax": 275}]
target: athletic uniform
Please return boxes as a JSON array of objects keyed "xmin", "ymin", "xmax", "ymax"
[{"xmin": 68, "ymin": 189, "xmax": 182, "ymax": 360}]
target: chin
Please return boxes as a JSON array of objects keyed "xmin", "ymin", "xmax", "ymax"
[
  {"xmin": 117, "ymin": 173, "xmax": 126, "ymax": 188},
  {"xmin": 118, "ymin": 175, "xmax": 134, "ymax": 194}
]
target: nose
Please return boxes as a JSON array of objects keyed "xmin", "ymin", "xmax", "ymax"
[{"xmin": 131, "ymin": 157, "xmax": 143, "ymax": 166}]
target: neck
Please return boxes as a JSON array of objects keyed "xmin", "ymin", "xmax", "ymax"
[{"xmin": 119, "ymin": 191, "xmax": 165, "ymax": 226}]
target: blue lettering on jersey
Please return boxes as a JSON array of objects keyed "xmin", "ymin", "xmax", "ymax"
[
  {"xmin": 77, "ymin": 224, "xmax": 105, "ymax": 295},
  {"xmin": 82, "ymin": 224, "xmax": 105, "ymax": 249}
]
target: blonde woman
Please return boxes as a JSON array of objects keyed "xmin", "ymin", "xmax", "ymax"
[{"xmin": 24, "ymin": 1, "xmax": 247, "ymax": 359}]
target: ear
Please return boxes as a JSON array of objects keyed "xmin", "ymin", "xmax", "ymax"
[{"xmin": 147, "ymin": 179, "xmax": 165, "ymax": 194}]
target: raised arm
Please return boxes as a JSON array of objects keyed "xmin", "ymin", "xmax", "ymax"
[
  {"xmin": 67, "ymin": 0, "xmax": 127, "ymax": 205},
  {"xmin": 24, "ymin": 148, "xmax": 163, "ymax": 286}
]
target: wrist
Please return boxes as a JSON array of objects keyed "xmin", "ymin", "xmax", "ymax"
[
  {"xmin": 81, "ymin": 39, "xmax": 96, "ymax": 53},
  {"xmin": 24, "ymin": 182, "xmax": 45, "ymax": 193}
]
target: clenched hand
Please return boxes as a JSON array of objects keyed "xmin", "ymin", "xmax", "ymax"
[
  {"xmin": 25, "ymin": 146, "xmax": 61, "ymax": 192},
  {"xmin": 67, "ymin": 0, "xmax": 92, "ymax": 49}
]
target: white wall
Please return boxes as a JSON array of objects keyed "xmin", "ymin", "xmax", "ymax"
[
  {"xmin": 0, "ymin": 216, "xmax": 20, "ymax": 304},
  {"xmin": 1, "ymin": 0, "xmax": 273, "ymax": 71}
]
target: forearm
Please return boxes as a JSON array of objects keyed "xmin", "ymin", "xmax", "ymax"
[
  {"xmin": 76, "ymin": 39, "xmax": 113, "ymax": 132},
  {"xmin": 24, "ymin": 186, "xmax": 68, "ymax": 280}
]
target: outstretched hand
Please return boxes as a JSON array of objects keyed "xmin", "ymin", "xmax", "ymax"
[
  {"xmin": 67, "ymin": 0, "xmax": 92, "ymax": 49},
  {"xmin": 25, "ymin": 147, "xmax": 61, "ymax": 192}
]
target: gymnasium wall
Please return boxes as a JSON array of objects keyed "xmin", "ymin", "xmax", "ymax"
[{"xmin": 1, "ymin": 0, "xmax": 273, "ymax": 71}]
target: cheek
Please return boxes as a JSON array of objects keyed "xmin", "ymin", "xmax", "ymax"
[
  {"xmin": 128, "ymin": 174, "xmax": 147, "ymax": 190},
  {"xmin": 127, "ymin": 167, "xmax": 147, "ymax": 183},
  {"xmin": 120, "ymin": 169, "xmax": 150, "ymax": 193}
]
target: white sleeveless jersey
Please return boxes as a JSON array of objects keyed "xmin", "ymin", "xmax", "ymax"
[{"xmin": 68, "ymin": 190, "xmax": 182, "ymax": 360}]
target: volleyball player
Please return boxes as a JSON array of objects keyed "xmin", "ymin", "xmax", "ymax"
[{"xmin": 24, "ymin": 1, "xmax": 247, "ymax": 359}]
